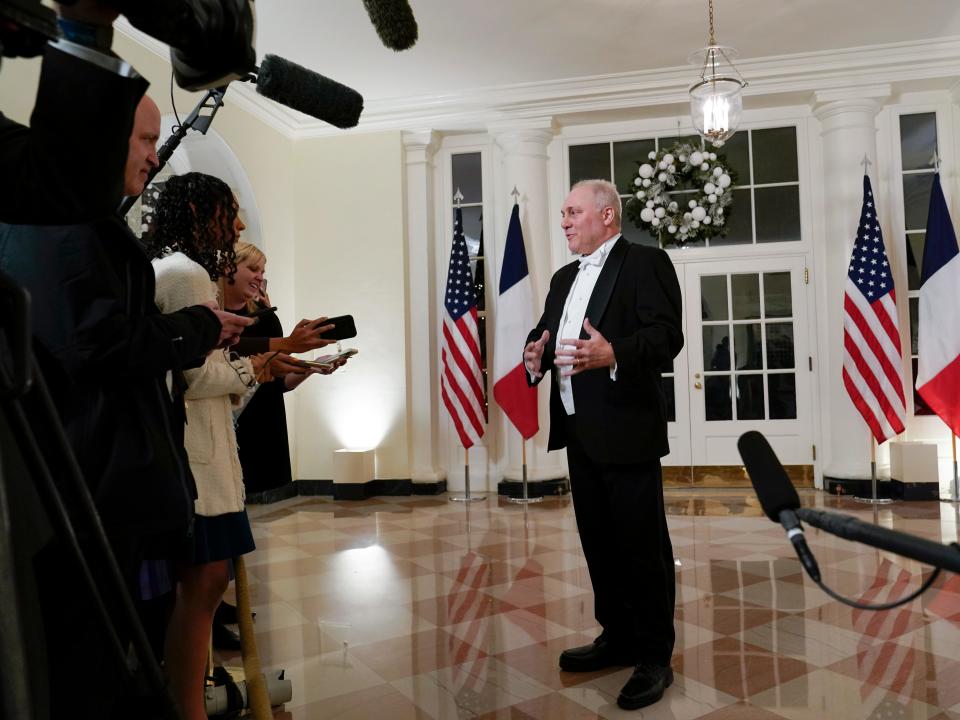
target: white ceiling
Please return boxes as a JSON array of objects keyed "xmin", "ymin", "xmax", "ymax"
[{"xmin": 254, "ymin": 0, "xmax": 960, "ymax": 102}]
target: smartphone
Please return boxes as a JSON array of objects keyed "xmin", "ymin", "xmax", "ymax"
[
  {"xmin": 249, "ymin": 305, "xmax": 277, "ymax": 320},
  {"xmin": 300, "ymin": 348, "xmax": 358, "ymax": 368},
  {"xmin": 317, "ymin": 314, "xmax": 357, "ymax": 340}
]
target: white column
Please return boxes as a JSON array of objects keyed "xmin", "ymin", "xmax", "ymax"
[
  {"xmin": 403, "ymin": 130, "xmax": 446, "ymax": 485},
  {"xmin": 488, "ymin": 118, "xmax": 566, "ymax": 482},
  {"xmin": 812, "ymin": 85, "xmax": 891, "ymax": 480}
]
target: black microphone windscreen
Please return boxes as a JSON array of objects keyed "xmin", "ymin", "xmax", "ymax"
[
  {"xmin": 362, "ymin": 0, "xmax": 418, "ymax": 51},
  {"xmin": 256, "ymin": 54, "xmax": 363, "ymax": 129},
  {"xmin": 737, "ymin": 431, "xmax": 801, "ymax": 523}
]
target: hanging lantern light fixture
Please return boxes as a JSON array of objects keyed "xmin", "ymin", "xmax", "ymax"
[{"xmin": 688, "ymin": 0, "xmax": 747, "ymax": 147}]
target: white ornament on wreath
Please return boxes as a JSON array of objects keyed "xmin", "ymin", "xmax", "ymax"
[{"xmin": 626, "ymin": 141, "xmax": 736, "ymax": 247}]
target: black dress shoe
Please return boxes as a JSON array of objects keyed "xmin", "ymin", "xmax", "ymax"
[
  {"xmin": 215, "ymin": 601, "xmax": 239, "ymax": 625},
  {"xmin": 212, "ymin": 621, "xmax": 242, "ymax": 651},
  {"xmin": 559, "ymin": 639, "xmax": 634, "ymax": 672},
  {"xmin": 617, "ymin": 663, "xmax": 673, "ymax": 710},
  {"xmin": 214, "ymin": 601, "xmax": 255, "ymax": 626}
]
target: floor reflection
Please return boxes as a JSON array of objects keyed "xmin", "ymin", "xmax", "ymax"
[{"xmin": 227, "ymin": 491, "xmax": 960, "ymax": 719}]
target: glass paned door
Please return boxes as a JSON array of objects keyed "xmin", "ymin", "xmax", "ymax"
[{"xmin": 684, "ymin": 257, "xmax": 813, "ymax": 465}]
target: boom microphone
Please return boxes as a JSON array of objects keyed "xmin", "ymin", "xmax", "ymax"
[
  {"xmin": 796, "ymin": 509, "xmax": 960, "ymax": 573},
  {"xmin": 256, "ymin": 54, "xmax": 364, "ymax": 129},
  {"xmin": 362, "ymin": 0, "xmax": 418, "ymax": 51},
  {"xmin": 738, "ymin": 431, "xmax": 821, "ymax": 581}
]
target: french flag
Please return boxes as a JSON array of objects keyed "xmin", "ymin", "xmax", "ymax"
[
  {"xmin": 493, "ymin": 204, "xmax": 539, "ymax": 439},
  {"xmin": 916, "ymin": 173, "xmax": 960, "ymax": 436}
]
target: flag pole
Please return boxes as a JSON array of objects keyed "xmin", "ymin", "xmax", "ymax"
[
  {"xmin": 450, "ymin": 445, "xmax": 485, "ymax": 503},
  {"xmin": 854, "ymin": 431, "xmax": 893, "ymax": 505},
  {"xmin": 843, "ymin": 159, "xmax": 903, "ymax": 506},
  {"xmin": 947, "ymin": 431, "xmax": 960, "ymax": 504},
  {"xmin": 503, "ymin": 186, "xmax": 543, "ymax": 506},
  {"xmin": 446, "ymin": 187, "xmax": 486, "ymax": 504},
  {"xmin": 507, "ymin": 435, "xmax": 543, "ymax": 505}
]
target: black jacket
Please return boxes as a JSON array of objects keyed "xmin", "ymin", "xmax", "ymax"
[
  {"xmin": 0, "ymin": 216, "xmax": 221, "ymax": 544},
  {"xmin": 527, "ymin": 237, "xmax": 683, "ymax": 464},
  {"xmin": 234, "ymin": 308, "xmax": 294, "ymax": 493},
  {"xmin": 0, "ymin": 41, "xmax": 147, "ymax": 224}
]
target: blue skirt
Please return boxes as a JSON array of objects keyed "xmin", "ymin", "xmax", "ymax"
[{"xmin": 190, "ymin": 509, "xmax": 256, "ymax": 565}]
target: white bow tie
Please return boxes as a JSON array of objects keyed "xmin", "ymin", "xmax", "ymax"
[{"xmin": 578, "ymin": 253, "xmax": 603, "ymax": 269}]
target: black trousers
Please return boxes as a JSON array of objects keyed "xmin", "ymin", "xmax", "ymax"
[{"xmin": 565, "ymin": 414, "xmax": 676, "ymax": 666}]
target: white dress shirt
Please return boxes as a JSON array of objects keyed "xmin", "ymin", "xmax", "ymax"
[{"xmin": 555, "ymin": 234, "xmax": 621, "ymax": 415}]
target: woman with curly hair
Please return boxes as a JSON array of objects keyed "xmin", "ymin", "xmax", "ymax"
[{"xmin": 148, "ymin": 172, "xmax": 271, "ymax": 720}]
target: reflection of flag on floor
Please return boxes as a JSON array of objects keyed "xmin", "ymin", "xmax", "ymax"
[
  {"xmin": 866, "ymin": 698, "xmax": 909, "ymax": 720},
  {"xmin": 842, "ymin": 175, "xmax": 906, "ymax": 443},
  {"xmin": 916, "ymin": 173, "xmax": 960, "ymax": 435},
  {"xmin": 493, "ymin": 203, "xmax": 538, "ymax": 439},
  {"xmin": 852, "ymin": 559, "xmax": 915, "ymax": 702},
  {"xmin": 926, "ymin": 573, "xmax": 960, "ymax": 622},
  {"xmin": 447, "ymin": 551, "xmax": 491, "ymax": 703}
]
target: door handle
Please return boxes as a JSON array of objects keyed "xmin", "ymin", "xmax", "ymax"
[{"xmin": 694, "ymin": 381, "xmax": 702, "ymax": 390}]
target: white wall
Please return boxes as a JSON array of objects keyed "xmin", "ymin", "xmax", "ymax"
[{"xmin": 290, "ymin": 132, "xmax": 409, "ymax": 480}]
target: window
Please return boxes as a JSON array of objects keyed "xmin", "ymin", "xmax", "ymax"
[
  {"xmin": 701, "ymin": 272, "xmax": 797, "ymax": 421},
  {"xmin": 451, "ymin": 152, "xmax": 489, "ymax": 421},
  {"xmin": 898, "ymin": 112, "xmax": 938, "ymax": 415},
  {"xmin": 568, "ymin": 126, "xmax": 802, "ymax": 248}
]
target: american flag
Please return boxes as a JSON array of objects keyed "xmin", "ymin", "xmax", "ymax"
[
  {"xmin": 442, "ymin": 207, "xmax": 486, "ymax": 448},
  {"xmin": 842, "ymin": 175, "xmax": 906, "ymax": 443}
]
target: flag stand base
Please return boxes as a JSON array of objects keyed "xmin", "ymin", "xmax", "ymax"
[
  {"xmin": 854, "ymin": 459, "xmax": 894, "ymax": 505},
  {"xmin": 449, "ymin": 460, "xmax": 486, "ymax": 503},
  {"xmin": 506, "ymin": 461, "xmax": 543, "ymax": 504},
  {"xmin": 507, "ymin": 496, "xmax": 543, "ymax": 504}
]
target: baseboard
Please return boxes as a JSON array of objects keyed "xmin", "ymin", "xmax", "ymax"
[
  {"xmin": 890, "ymin": 479, "xmax": 940, "ymax": 501},
  {"xmin": 497, "ymin": 477, "xmax": 569, "ymax": 499},
  {"xmin": 413, "ymin": 479, "xmax": 447, "ymax": 495},
  {"xmin": 824, "ymin": 476, "xmax": 892, "ymax": 499},
  {"xmin": 245, "ymin": 482, "xmax": 299, "ymax": 505},
  {"xmin": 245, "ymin": 478, "xmax": 448, "ymax": 504}
]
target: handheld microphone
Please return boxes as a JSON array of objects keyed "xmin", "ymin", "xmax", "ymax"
[
  {"xmin": 738, "ymin": 431, "xmax": 821, "ymax": 581},
  {"xmin": 256, "ymin": 54, "xmax": 364, "ymax": 129},
  {"xmin": 362, "ymin": 0, "xmax": 418, "ymax": 51}
]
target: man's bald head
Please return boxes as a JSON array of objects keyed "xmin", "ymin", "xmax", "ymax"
[{"xmin": 123, "ymin": 95, "xmax": 161, "ymax": 196}]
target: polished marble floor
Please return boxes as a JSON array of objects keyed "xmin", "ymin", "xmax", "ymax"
[{"xmin": 220, "ymin": 491, "xmax": 960, "ymax": 719}]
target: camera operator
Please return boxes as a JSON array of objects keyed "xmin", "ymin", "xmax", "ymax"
[
  {"xmin": 0, "ymin": 0, "xmax": 143, "ymax": 222},
  {"xmin": 0, "ymin": 2, "xmax": 257, "ymax": 717}
]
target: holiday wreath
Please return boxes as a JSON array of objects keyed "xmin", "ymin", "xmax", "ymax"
[{"xmin": 624, "ymin": 142, "xmax": 736, "ymax": 247}]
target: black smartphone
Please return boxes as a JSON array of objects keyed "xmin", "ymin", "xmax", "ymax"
[
  {"xmin": 249, "ymin": 305, "xmax": 277, "ymax": 320},
  {"xmin": 247, "ymin": 307, "xmax": 277, "ymax": 325},
  {"xmin": 317, "ymin": 314, "xmax": 357, "ymax": 340}
]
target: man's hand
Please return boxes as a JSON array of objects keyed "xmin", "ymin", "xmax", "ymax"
[
  {"xmin": 277, "ymin": 317, "xmax": 337, "ymax": 354},
  {"xmin": 523, "ymin": 329, "xmax": 550, "ymax": 379},
  {"xmin": 555, "ymin": 319, "xmax": 615, "ymax": 377},
  {"xmin": 203, "ymin": 302, "xmax": 254, "ymax": 348}
]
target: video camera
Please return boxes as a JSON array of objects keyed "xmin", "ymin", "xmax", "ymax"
[{"xmin": 0, "ymin": 0, "xmax": 256, "ymax": 90}]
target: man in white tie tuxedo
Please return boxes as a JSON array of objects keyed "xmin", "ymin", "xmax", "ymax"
[{"xmin": 523, "ymin": 179, "xmax": 683, "ymax": 710}]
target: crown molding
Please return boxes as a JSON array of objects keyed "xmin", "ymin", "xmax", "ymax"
[{"xmin": 115, "ymin": 21, "xmax": 960, "ymax": 140}]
